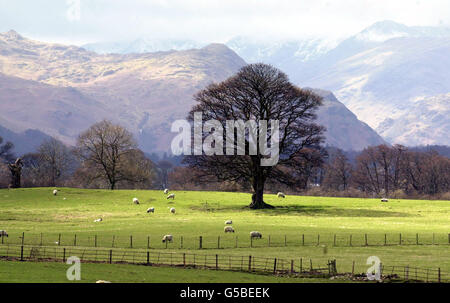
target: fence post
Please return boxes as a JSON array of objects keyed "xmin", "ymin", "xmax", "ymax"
[
  {"xmin": 58, "ymin": 234, "xmax": 61, "ymax": 246},
  {"xmin": 384, "ymin": 234, "xmax": 387, "ymax": 246},
  {"xmin": 416, "ymin": 233, "xmax": 419, "ymax": 245},
  {"xmin": 147, "ymin": 236, "xmax": 150, "ymax": 249},
  {"xmin": 273, "ymin": 258, "xmax": 277, "ymax": 274},
  {"xmin": 199, "ymin": 236, "xmax": 203, "ymax": 249},
  {"xmin": 300, "ymin": 258, "xmax": 302, "ymax": 272},
  {"xmin": 333, "ymin": 234, "xmax": 336, "ymax": 246},
  {"xmin": 94, "ymin": 235, "xmax": 97, "ymax": 247},
  {"xmin": 317, "ymin": 234, "xmax": 320, "ymax": 246},
  {"xmin": 216, "ymin": 254, "xmax": 218, "ymax": 270},
  {"xmin": 438, "ymin": 268, "xmax": 441, "ymax": 283},
  {"xmin": 248, "ymin": 255, "xmax": 252, "ymax": 271},
  {"xmin": 20, "ymin": 245, "xmax": 24, "ymax": 261},
  {"xmin": 365, "ymin": 234, "xmax": 368, "ymax": 246},
  {"xmin": 21, "ymin": 232, "xmax": 25, "ymax": 246},
  {"xmin": 302, "ymin": 234, "xmax": 304, "ymax": 246},
  {"xmin": 183, "ymin": 253, "xmax": 186, "ymax": 267},
  {"xmin": 62, "ymin": 248, "xmax": 66, "ymax": 262},
  {"xmin": 130, "ymin": 235, "xmax": 133, "ymax": 248},
  {"xmin": 310, "ymin": 259, "xmax": 313, "ymax": 271},
  {"xmin": 290, "ymin": 260, "xmax": 294, "ymax": 274},
  {"xmin": 146, "ymin": 251, "xmax": 149, "ymax": 265},
  {"xmin": 109, "ymin": 249, "xmax": 112, "ymax": 264},
  {"xmin": 399, "ymin": 233, "xmax": 402, "ymax": 245},
  {"xmin": 74, "ymin": 234, "xmax": 77, "ymax": 246},
  {"xmin": 349, "ymin": 234, "xmax": 352, "ymax": 247}
]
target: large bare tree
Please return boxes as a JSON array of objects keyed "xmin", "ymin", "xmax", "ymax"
[
  {"xmin": 75, "ymin": 120, "xmax": 152, "ymax": 189},
  {"xmin": 184, "ymin": 64, "xmax": 325, "ymax": 209}
]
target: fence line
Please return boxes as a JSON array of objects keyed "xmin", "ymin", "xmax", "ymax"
[
  {"xmin": 1, "ymin": 232, "xmax": 449, "ymax": 250},
  {"xmin": 0, "ymin": 244, "xmax": 448, "ymax": 282}
]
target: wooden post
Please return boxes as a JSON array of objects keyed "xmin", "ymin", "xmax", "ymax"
[
  {"xmin": 310, "ymin": 259, "xmax": 313, "ymax": 271},
  {"xmin": 416, "ymin": 233, "xmax": 419, "ymax": 245},
  {"xmin": 399, "ymin": 233, "xmax": 402, "ymax": 245},
  {"xmin": 302, "ymin": 234, "xmax": 305, "ymax": 246},
  {"xmin": 21, "ymin": 232, "xmax": 24, "ymax": 246},
  {"xmin": 74, "ymin": 234, "xmax": 77, "ymax": 246},
  {"xmin": 384, "ymin": 234, "xmax": 387, "ymax": 246},
  {"xmin": 94, "ymin": 235, "xmax": 97, "ymax": 247},
  {"xmin": 183, "ymin": 253, "xmax": 186, "ymax": 267},
  {"xmin": 216, "ymin": 254, "xmax": 218, "ymax": 270},
  {"xmin": 284, "ymin": 235, "xmax": 287, "ymax": 246},
  {"xmin": 20, "ymin": 245, "xmax": 24, "ymax": 261},
  {"xmin": 300, "ymin": 258, "xmax": 302, "ymax": 272},
  {"xmin": 273, "ymin": 258, "xmax": 277, "ymax": 274},
  {"xmin": 130, "ymin": 235, "xmax": 133, "ymax": 248},
  {"xmin": 248, "ymin": 255, "xmax": 252, "ymax": 271},
  {"xmin": 147, "ymin": 236, "xmax": 150, "ymax": 249},
  {"xmin": 290, "ymin": 260, "xmax": 294, "ymax": 274},
  {"xmin": 109, "ymin": 250, "xmax": 112, "ymax": 264},
  {"xmin": 58, "ymin": 234, "xmax": 61, "ymax": 246},
  {"xmin": 63, "ymin": 248, "xmax": 66, "ymax": 262},
  {"xmin": 349, "ymin": 234, "xmax": 352, "ymax": 247},
  {"xmin": 365, "ymin": 234, "xmax": 368, "ymax": 246},
  {"xmin": 146, "ymin": 251, "xmax": 149, "ymax": 265},
  {"xmin": 199, "ymin": 236, "xmax": 203, "ymax": 249},
  {"xmin": 333, "ymin": 234, "xmax": 336, "ymax": 246},
  {"xmin": 438, "ymin": 268, "xmax": 441, "ymax": 283}
]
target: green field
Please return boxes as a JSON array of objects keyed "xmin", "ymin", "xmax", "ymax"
[{"xmin": 0, "ymin": 188, "xmax": 449, "ymax": 282}]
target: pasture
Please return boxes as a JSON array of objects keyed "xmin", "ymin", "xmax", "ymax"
[{"xmin": 0, "ymin": 188, "xmax": 449, "ymax": 282}]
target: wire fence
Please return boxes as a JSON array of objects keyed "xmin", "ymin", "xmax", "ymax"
[
  {"xmin": 0, "ymin": 244, "xmax": 448, "ymax": 282},
  {"xmin": 1, "ymin": 232, "xmax": 449, "ymax": 250}
]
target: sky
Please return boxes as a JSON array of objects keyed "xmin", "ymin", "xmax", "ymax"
[{"xmin": 0, "ymin": 0, "xmax": 449, "ymax": 45}]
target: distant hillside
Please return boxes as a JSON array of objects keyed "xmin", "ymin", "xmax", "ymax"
[{"xmin": 0, "ymin": 124, "xmax": 52, "ymax": 156}]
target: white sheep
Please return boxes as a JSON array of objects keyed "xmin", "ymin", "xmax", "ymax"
[
  {"xmin": 0, "ymin": 230, "xmax": 8, "ymax": 237},
  {"xmin": 225, "ymin": 220, "xmax": 232, "ymax": 225},
  {"xmin": 277, "ymin": 192, "xmax": 285, "ymax": 198},
  {"xmin": 250, "ymin": 231, "xmax": 262, "ymax": 239},
  {"xmin": 147, "ymin": 207, "xmax": 155, "ymax": 213},
  {"xmin": 94, "ymin": 218, "xmax": 103, "ymax": 222},
  {"xmin": 133, "ymin": 198, "xmax": 140, "ymax": 205},
  {"xmin": 224, "ymin": 226, "xmax": 235, "ymax": 233},
  {"xmin": 53, "ymin": 189, "xmax": 58, "ymax": 196},
  {"xmin": 162, "ymin": 235, "xmax": 173, "ymax": 243},
  {"xmin": 164, "ymin": 189, "xmax": 169, "ymax": 194},
  {"xmin": 381, "ymin": 198, "xmax": 388, "ymax": 202},
  {"xmin": 170, "ymin": 207, "xmax": 176, "ymax": 214},
  {"xmin": 96, "ymin": 280, "xmax": 111, "ymax": 283},
  {"xmin": 167, "ymin": 193, "xmax": 175, "ymax": 200}
]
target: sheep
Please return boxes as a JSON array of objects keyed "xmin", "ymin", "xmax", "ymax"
[
  {"xmin": 225, "ymin": 220, "xmax": 232, "ymax": 225},
  {"xmin": 381, "ymin": 198, "xmax": 389, "ymax": 202},
  {"xmin": 167, "ymin": 193, "xmax": 175, "ymax": 200},
  {"xmin": 53, "ymin": 189, "xmax": 58, "ymax": 196},
  {"xmin": 147, "ymin": 207, "xmax": 155, "ymax": 213},
  {"xmin": 133, "ymin": 198, "xmax": 140, "ymax": 205},
  {"xmin": 277, "ymin": 192, "xmax": 285, "ymax": 198},
  {"xmin": 96, "ymin": 280, "xmax": 111, "ymax": 283},
  {"xmin": 162, "ymin": 235, "xmax": 173, "ymax": 243},
  {"xmin": 0, "ymin": 230, "xmax": 8, "ymax": 237},
  {"xmin": 170, "ymin": 207, "xmax": 176, "ymax": 214},
  {"xmin": 94, "ymin": 218, "xmax": 103, "ymax": 222},
  {"xmin": 164, "ymin": 189, "xmax": 169, "ymax": 194},
  {"xmin": 250, "ymin": 231, "xmax": 262, "ymax": 239},
  {"xmin": 224, "ymin": 226, "xmax": 235, "ymax": 233}
]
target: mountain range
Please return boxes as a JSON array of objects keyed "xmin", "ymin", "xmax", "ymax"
[
  {"xmin": 0, "ymin": 28, "xmax": 388, "ymax": 155},
  {"xmin": 82, "ymin": 20, "xmax": 450, "ymax": 147}
]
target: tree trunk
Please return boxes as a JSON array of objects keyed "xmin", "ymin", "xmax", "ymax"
[{"xmin": 249, "ymin": 170, "xmax": 273, "ymax": 209}]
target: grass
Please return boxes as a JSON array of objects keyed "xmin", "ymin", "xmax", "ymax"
[
  {"xmin": 0, "ymin": 260, "xmax": 335, "ymax": 283},
  {"xmin": 0, "ymin": 187, "xmax": 449, "ymax": 282}
]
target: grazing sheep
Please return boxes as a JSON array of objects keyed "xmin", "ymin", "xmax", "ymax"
[
  {"xmin": 162, "ymin": 235, "xmax": 173, "ymax": 243},
  {"xmin": 250, "ymin": 231, "xmax": 262, "ymax": 239},
  {"xmin": 381, "ymin": 198, "xmax": 388, "ymax": 202},
  {"xmin": 96, "ymin": 280, "xmax": 111, "ymax": 283},
  {"xmin": 225, "ymin": 220, "xmax": 232, "ymax": 225},
  {"xmin": 53, "ymin": 189, "xmax": 58, "ymax": 196},
  {"xmin": 224, "ymin": 226, "xmax": 235, "ymax": 233},
  {"xmin": 170, "ymin": 207, "xmax": 176, "ymax": 214},
  {"xmin": 147, "ymin": 207, "xmax": 155, "ymax": 213},
  {"xmin": 164, "ymin": 189, "xmax": 169, "ymax": 194},
  {"xmin": 133, "ymin": 198, "xmax": 140, "ymax": 205},
  {"xmin": 277, "ymin": 192, "xmax": 285, "ymax": 198},
  {"xmin": 94, "ymin": 218, "xmax": 103, "ymax": 222},
  {"xmin": 0, "ymin": 230, "xmax": 8, "ymax": 237},
  {"xmin": 167, "ymin": 193, "xmax": 175, "ymax": 200}
]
